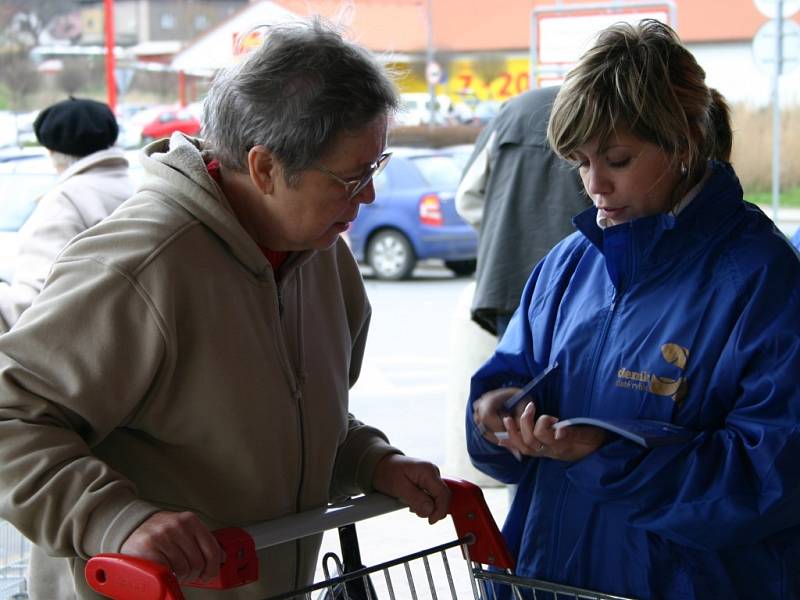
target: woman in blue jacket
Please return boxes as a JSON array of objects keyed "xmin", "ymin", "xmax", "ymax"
[{"xmin": 468, "ymin": 19, "xmax": 800, "ymax": 599}]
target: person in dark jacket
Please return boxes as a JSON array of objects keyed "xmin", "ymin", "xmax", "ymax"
[
  {"xmin": 455, "ymin": 87, "xmax": 589, "ymax": 337},
  {"xmin": 468, "ymin": 19, "xmax": 800, "ymax": 599}
]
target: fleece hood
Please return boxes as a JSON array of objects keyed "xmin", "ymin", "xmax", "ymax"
[{"xmin": 138, "ymin": 132, "xmax": 284, "ymax": 277}]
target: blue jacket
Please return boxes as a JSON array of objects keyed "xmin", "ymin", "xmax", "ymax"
[
  {"xmin": 792, "ymin": 227, "xmax": 800, "ymax": 251},
  {"xmin": 467, "ymin": 162, "xmax": 800, "ymax": 599}
]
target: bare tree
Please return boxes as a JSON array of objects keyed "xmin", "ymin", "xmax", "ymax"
[
  {"xmin": 1, "ymin": 51, "xmax": 40, "ymax": 112},
  {"xmin": 57, "ymin": 59, "xmax": 89, "ymax": 95},
  {"xmin": 0, "ymin": 1, "xmax": 79, "ymax": 112}
]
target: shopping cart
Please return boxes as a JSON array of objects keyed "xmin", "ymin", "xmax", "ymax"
[{"xmin": 84, "ymin": 478, "xmax": 634, "ymax": 600}]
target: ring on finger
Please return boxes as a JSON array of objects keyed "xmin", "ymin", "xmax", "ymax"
[{"xmin": 535, "ymin": 442, "xmax": 546, "ymax": 452}]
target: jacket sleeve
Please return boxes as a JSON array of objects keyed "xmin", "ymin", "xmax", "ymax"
[
  {"xmin": 466, "ymin": 262, "xmax": 548, "ymax": 483},
  {"xmin": 566, "ymin": 258, "xmax": 800, "ymax": 550},
  {"xmin": 455, "ymin": 130, "xmax": 495, "ymax": 230},
  {"xmin": 0, "ymin": 190, "xmax": 89, "ymax": 332},
  {"xmin": 0, "ymin": 255, "xmax": 165, "ymax": 559}
]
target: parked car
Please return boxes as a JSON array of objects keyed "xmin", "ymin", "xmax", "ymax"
[
  {"xmin": 394, "ymin": 93, "xmax": 451, "ymax": 127},
  {"xmin": 140, "ymin": 106, "xmax": 201, "ymax": 143},
  {"xmin": 348, "ymin": 146, "xmax": 478, "ymax": 280}
]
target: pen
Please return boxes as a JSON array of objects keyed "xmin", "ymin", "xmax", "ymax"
[
  {"xmin": 502, "ymin": 361, "xmax": 559, "ymax": 413},
  {"xmin": 476, "ymin": 362, "xmax": 559, "ymax": 436},
  {"xmin": 475, "ymin": 362, "xmax": 559, "ymax": 458}
]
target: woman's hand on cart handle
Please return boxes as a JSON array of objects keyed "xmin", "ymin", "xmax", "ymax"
[
  {"xmin": 120, "ymin": 510, "xmax": 225, "ymax": 583},
  {"xmin": 371, "ymin": 454, "xmax": 452, "ymax": 524}
]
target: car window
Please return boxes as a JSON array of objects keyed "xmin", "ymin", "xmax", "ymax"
[
  {"xmin": 447, "ymin": 147, "xmax": 474, "ymax": 173},
  {"xmin": 409, "ymin": 155, "xmax": 463, "ymax": 188}
]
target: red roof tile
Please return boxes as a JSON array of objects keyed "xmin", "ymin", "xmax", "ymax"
[{"xmin": 272, "ymin": 0, "xmax": 800, "ymax": 51}]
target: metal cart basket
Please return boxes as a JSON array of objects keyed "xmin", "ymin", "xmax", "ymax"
[{"xmin": 85, "ymin": 478, "xmax": 635, "ymax": 600}]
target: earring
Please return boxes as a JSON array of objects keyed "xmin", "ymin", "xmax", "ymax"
[{"xmin": 680, "ymin": 162, "xmax": 688, "ymax": 176}]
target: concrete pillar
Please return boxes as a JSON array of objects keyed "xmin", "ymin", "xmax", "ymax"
[{"xmin": 443, "ymin": 281, "xmax": 503, "ymax": 487}]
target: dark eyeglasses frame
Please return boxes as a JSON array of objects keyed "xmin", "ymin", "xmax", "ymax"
[{"xmin": 314, "ymin": 152, "xmax": 392, "ymax": 200}]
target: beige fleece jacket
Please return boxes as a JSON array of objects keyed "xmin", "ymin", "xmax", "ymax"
[{"xmin": 0, "ymin": 133, "xmax": 398, "ymax": 599}]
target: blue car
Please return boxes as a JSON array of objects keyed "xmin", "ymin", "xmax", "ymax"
[{"xmin": 348, "ymin": 146, "xmax": 478, "ymax": 280}]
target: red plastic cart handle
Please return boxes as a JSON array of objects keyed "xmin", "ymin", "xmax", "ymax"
[
  {"xmin": 86, "ymin": 527, "xmax": 257, "ymax": 600},
  {"xmin": 85, "ymin": 555, "xmax": 183, "ymax": 600},
  {"xmin": 84, "ymin": 478, "xmax": 514, "ymax": 599},
  {"xmin": 444, "ymin": 477, "xmax": 515, "ymax": 570}
]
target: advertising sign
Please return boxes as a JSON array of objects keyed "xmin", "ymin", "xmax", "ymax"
[{"xmin": 530, "ymin": 2, "xmax": 677, "ymax": 87}]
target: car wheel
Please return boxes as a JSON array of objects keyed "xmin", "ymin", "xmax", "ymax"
[
  {"xmin": 367, "ymin": 230, "xmax": 415, "ymax": 280},
  {"xmin": 445, "ymin": 259, "xmax": 477, "ymax": 277}
]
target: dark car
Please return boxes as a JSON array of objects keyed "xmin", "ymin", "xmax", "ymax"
[{"xmin": 347, "ymin": 146, "xmax": 477, "ymax": 280}]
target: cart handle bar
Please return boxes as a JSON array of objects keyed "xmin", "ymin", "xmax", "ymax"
[{"xmin": 84, "ymin": 476, "xmax": 514, "ymax": 599}]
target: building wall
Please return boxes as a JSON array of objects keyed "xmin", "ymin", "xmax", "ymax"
[
  {"xmin": 689, "ymin": 41, "xmax": 800, "ymax": 108},
  {"xmin": 145, "ymin": 0, "xmax": 246, "ymax": 43},
  {"xmin": 403, "ymin": 41, "xmax": 799, "ymax": 110},
  {"xmin": 79, "ymin": 0, "xmax": 247, "ymax": 46}
]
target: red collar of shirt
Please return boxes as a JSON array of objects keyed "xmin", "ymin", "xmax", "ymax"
[{"xmin": 206, "ymin": 159, "xmax": 289, "ymax": 271}]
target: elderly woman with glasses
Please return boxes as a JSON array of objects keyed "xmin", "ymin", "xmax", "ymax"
[{"xmin": 0, "ymin": 19, "xmax": 450, "ymax": 600}]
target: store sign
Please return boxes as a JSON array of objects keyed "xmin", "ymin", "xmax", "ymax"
[
  {"xmin": 530, "ymin": 2, "xmax": 675, "ymax": 87},
  {"xmin": 754, "ymin": 0, "xmax": 800, "ymax": 18},
  {"xmin": 426, "ymin": 61, "xmax": 442, "ymax": 85}
]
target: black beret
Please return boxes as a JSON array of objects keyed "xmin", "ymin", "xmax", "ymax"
[{"xmin": 33, "ymin": 97, "xmax": 118, "ymax": 157}]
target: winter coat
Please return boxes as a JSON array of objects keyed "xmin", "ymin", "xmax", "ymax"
[
  {"xmin": 455, "ymin": 87, "xmax": 589, "ymax": 335},
  {"xmin": 468, "ymin": 161, "xmax": 800, "ymax": 599},
  {"xmin": 0, "ymin": 133, "xmax": 398, "ymax": 599}
]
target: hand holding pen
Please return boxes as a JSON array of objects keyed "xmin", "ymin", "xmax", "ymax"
[
  {"xmin": 472, "ymin": 363, "xmax": 559, "ymax": 460},
  {"xmin": 472, "ymin": 363, "xmax": 604, "ymax": 462}
]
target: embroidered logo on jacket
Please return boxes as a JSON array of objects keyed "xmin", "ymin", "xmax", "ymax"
[{"xmin": 616, "ymin": 343, "xmax": 689, "ymax": 406}]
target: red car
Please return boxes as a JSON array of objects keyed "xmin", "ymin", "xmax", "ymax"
[{"xmin": 140, "ymin": 106, "xmax": 201, "ymax": 143}]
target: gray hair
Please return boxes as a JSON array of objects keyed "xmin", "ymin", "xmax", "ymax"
[
  {"xmin": 202, "ymin": 19, "xmax": 398, "ymax": 186},
  {"xmin": 49, "ymin": 150, "xmax": 80, "ymax": 173}
]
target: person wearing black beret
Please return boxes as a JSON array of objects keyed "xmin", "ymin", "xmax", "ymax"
[
  {"xmin": 33, "ymin": 96, "xmax": 120, "ymax": 165},
  {"xmin": 0, "ymin": 97, "xmax": 134, "ymax": 331}
]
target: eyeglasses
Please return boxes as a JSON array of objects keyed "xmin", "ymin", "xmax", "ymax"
[{"xmin": 314, "ymin": 152, "xmax": 392, "ymax": 200}]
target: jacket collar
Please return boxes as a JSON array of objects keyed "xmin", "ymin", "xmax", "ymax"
[
  {"xmin": 573, "ymin": 161, "xmax": 744, "ymax": 289},
  {"xmin": 57, "ymin": 147, "xmax": 129, "ymax": 184},
  {"xmin": 139, "ymin": 132, "xmax": 316, "ymax": 280}
]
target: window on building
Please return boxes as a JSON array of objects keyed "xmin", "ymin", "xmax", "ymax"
[
  {"xmin": 160, "ymin": 12, "xmax": 175, "ymax": 30},
  {"xmin": 194, "ymin": 14, "xmax": 209, "ymax": 30}
]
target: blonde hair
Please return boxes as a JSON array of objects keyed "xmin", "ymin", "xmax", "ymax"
[{"xmin": 548, "ymin": 19, "xmax": 731, "ymax": 188}]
